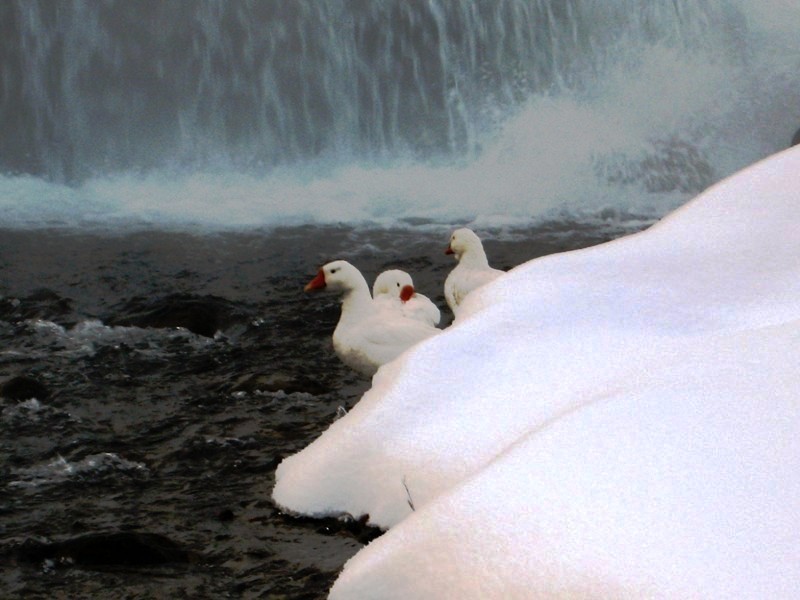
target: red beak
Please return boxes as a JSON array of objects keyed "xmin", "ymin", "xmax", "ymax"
[
  {"xmin": 399, "ymin": 285, "xmax": 415, "ymax": 303},
  {"xmin": 304, "ymin": 269, "xmax": 326, "ymax": 292},
  {"xmin": 445, "ymin": 245, "xmax": 454, "ymax": 255}
]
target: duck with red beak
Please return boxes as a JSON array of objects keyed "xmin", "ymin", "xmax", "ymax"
[
  {"xmin": 305, "ymin": 261, "xmax": 439, "ymax": 376},
  {"xmin": 372, "ymin": 269, "xmax": 441, "ymax": 327}
]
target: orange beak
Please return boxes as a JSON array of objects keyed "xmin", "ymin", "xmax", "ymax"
[
  {"xmin": 304, "ymin": 269, "xmax": 326, "ymax": 292},
  {"xmin": 445, "ymin": 245, "xmax": 454, "ymax": 255},
  {"xmin": 399, "ymin": 285, "xmax": 415, "ymax": 303}
]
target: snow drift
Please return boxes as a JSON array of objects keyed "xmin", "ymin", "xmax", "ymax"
[{"xmin": 274, "ymin": 146, "xmax": 800, "ymax": 597}]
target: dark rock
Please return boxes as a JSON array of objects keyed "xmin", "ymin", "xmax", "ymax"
[
  {"xmin": 107, "ymin": 293, "xmax": 252, "ymax": 337},
  {"xmin": 15, "ymin": 531, "xmax": 193, "ymax": 567},
  {"xmin": 71, "ymin": 521, "xmax": 89, "ymax": 532},
  {"xmin": 279, "ymin": 511, "xmax": 382, "ymax": 545},
  {"xmin": 1, "ymin": 375, "xmax": 50, "ymax": 401},
  {"xmin": 0, "ymin": 289, "xmax": 74, "ymax": 324},
  {"xmin": 217, "ymin": 509, "xmax": 236, "ymax": 522},
  {"xmin": 791, "ymin": 127, "xmax": 800, "ymax": 147}
]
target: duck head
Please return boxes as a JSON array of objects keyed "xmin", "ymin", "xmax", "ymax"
[
  {"xmin": 304, "ymin": 260, "xmax": 365, "ymax": 293},
  {"xmin": 445, "ymin": 227, "xmax": 483, "ymax": 261},
  {"xmin": 372, "ymin": 269, "xmax": 414, "ymax": 299}
]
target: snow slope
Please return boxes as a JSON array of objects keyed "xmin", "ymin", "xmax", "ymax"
[
  {"xmin": 273, "ymin": 146, "xmax": 800, "ymax": 597},
  {"xmin": 330, "ymin": 319, "xmax": 800, "ymax": 598}
]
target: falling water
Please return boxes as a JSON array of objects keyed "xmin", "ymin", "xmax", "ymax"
[{"xmin": 0, "ymin": 0, "xmax": 798, "ymax": 229}]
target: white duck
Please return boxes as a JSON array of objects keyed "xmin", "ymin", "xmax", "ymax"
[
  {"xmin": 372, "ymin": 269, "xmax": 441, "ymax": 327},
  {"xmin": 444, "ymin": 228, "xmax": 504, "ymax": 316},
  {"xmin": 305, "ymin": 260, "xmax": 439, "ymax": 377}
]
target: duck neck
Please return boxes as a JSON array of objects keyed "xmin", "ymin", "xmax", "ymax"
[
  {"xmin": 339, "ymin": 278, "xmax": 375, "ymax": 322},
  {"xmin": 460, "ymin": 246, "xmax": 490, "ymax": 268}
]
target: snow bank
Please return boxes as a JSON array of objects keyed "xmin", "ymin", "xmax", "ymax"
[
  {"xmin": 273, "ymin": 146, "xmax": 800, "ymax": 597},
  {"xmin": 330, "ymin": 319, "xmax": 800, "ymax": 598}
]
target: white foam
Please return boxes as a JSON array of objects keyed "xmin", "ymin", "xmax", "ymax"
[
  {"xmin": 2, "ymin": 398, "xmax": 44, "ymax": 420},
  {"xmin": 25, "ymin": 319, "xmax": 214, "ymax": 357},
  {"xmin": 9, "ymin": 452, "xmax": 149, "ymax": 489},
  {"xmin": 1, "ymin": 2, "xmax": 798, "ymax": 233}
]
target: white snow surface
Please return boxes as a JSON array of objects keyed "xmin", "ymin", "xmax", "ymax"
[{"xmin": 272, "ymin": 147, "xmax": 800, "ymax": 598}]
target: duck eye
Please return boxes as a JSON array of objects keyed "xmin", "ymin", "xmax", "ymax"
[
  {"xmin": 396, "ymin": 282, "xmax": 400, "ymax": 287},
  {"xmin": 330, "ymin": 268, "xmax": 339, "ymax": 274}
]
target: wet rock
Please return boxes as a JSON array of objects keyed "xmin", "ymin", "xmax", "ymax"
[
  {"xmin": 1, "ymin": 375, "xmax": 50, "ymax": 401},
  {"xmin": 595, "ymin": 138, "xmax": 714, "ymax": 194},
  {"xmin": 107, "ymin": 293, "xmax": 251, "ymax": 337},
  {"xmin": 0, "ymin": 289, "xmax": 74, "ymax": 324},
  {"xmin": 175, "ymin": 434, "xmax": 255, "ymax": 462},
  {"xmin": 279, "ymin": 512, "xmax": 383, "ymax": 546},
  {"xmin": 217, "ymin": 508, "xmax": 236, "ymax": 522},
  {"xmin": 15, "ymin": 531, "xmax": 192, "ymax": 567}
]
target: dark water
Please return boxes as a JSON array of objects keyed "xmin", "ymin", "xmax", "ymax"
[{"xmin": 0, "ymin": 222, "xmax": 640, "ymax": 598}]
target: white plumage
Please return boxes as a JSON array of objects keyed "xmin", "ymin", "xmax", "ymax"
[
  {"xmin": 305, "ymin": 260, "xmax": 439, "ymax": 376},
  {"xmin": 444, "ymin": 228, "xmax": 504, "ymax": 317},
  {"xmin": 373, "ymin": 269, "xmax": 441, "ymax": 327}
]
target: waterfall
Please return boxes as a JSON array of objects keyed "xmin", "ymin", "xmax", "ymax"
[
  {"xmin": 1, "ymin": 0, "xmax": 798, "ymax": 231},
  {"xmin": 1, "ymin": 0, "xmax": 740, "ymax": 182}
]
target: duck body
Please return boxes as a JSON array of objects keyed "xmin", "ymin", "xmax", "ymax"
[
  {"xmin": 306, "ymin": 261, "xmax": 439, "ymax": 377},
  {"xmin": 444, "ymin": 228, "xmax": 504, "ymax": 316},
  {"xmin": 401, "ymin": 293, "xmax": 441, "ymax": 328},
  {"xmin": 373, "ymin": 269, "xmax": 441, "ymax": 327}
]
